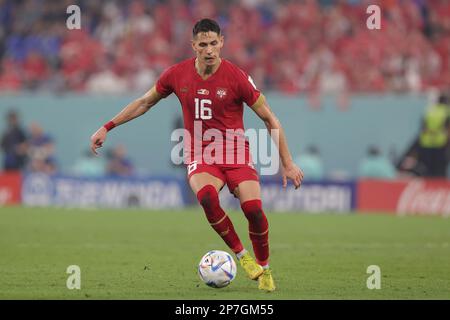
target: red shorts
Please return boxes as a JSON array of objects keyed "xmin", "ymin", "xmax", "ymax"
[{"xmin": 186, "ymin": 161, "xmax": 259, "ymax": 193}]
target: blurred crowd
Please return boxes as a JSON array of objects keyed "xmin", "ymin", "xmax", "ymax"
[
  {"xmin": 1, "ymin": 110, "xmax": 135, "ymax": 176},
  {"xmin": 1, "ymin": 110, "xmax": 57, "ymax": 174},
  {"xmin": 0, "ymin": 0, "xmax": 449, "ymax": 95}
]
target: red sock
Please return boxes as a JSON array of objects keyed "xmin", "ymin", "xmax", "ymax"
[
  {"xmin": 197, "ymin": 185, "xmax": 243, "ymax": 254},
  {"xmin": 241, "ymin": 199, "xmax": 269, "ymax": 266}
]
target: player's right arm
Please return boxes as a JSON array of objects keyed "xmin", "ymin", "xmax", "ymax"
[{"xmin": 90, "ymin": 85, "xmax": 163, "ymax": 155}]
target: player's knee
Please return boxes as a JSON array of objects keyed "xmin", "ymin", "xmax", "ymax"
[
  {"xmin": 197, "ymin": 185, "xmax": 219, "ymax": 209},
  {"xmin": 250, "ymin": 208, "xmax": 264, "ymax": 221},
  {"xmin": 241, "ymin": 199, "xmax": 265, "ymax": 221}
]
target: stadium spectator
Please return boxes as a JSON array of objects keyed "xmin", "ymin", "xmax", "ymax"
[
  {"xmin": 27, "ymin": 122, "xmax": 57, "ymax": 174},
  {"xmin": 106, "ymin": 144, "xmax": 134, "ymax": 177},
  {"xmin": 0, "ymin": 59, "xmax": 22, "ymax": 92},
  {"xmin": 1, "ymin": 110, "xmax": 28, "ymax": 171},
  {"xmin": 416, "ymin": 93, "xmax": 450, "ymax": 177},
  {"xmin": 357, "ymin": 145, "xmax": 397, "ymax": 179},
  {"xmin": 72, "ymin": 149, "xmax": 106, "ymax": 178},
  {"xmin": 85, "ymin": 58, "xmax": 128, "ymax": 94},
  {"xmin": 294, "ymin": 145, "xmax": 324, "ymax": 181},
  {"xmin": 397, "ymin": 150, "xmax": 428, "ymax": 177}
]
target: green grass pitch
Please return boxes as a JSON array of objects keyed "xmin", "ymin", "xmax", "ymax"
[{"xmin": 1, "ymin": 206, "xmax": 449, "ymax": 299}]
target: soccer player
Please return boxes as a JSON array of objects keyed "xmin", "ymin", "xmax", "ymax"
[{"xmin": 90, "ymin": 18, "xmax": 303, "ymax": 292}]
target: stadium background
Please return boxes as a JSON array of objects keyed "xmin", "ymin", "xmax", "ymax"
[{"xmin": 1, "ymin": 0, "xmax": 450, "ymax": 300}]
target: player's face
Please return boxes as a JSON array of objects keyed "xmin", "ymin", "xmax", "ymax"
[{"xmin": 192, "ymin": 31, "xmax": 224, "ymax": 67}]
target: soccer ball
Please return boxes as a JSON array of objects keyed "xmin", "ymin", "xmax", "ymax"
[{"xmin": 198, "ymin": 250, "xmax": 237, "ymax": 288}]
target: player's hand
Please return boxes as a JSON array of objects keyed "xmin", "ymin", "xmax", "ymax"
[
  {"xmin": 282, "ymin": 162, "xmax": 304, "ymax": 190},
  {"xmin": 90, "ymin": 127, "xmax": 107, "ymax": 155}
]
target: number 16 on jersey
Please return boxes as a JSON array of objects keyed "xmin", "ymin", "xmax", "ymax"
[{"xmin": 195, "ymin": 98, "xmax": 212, "ymax": 120}]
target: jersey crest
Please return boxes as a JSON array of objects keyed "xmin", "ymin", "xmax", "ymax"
[{"xmin": 216, "ymin": 88, "xmax": 227, "ymax": 99}]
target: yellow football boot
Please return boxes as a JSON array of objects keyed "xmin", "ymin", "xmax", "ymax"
[
  {"xmin": 239, "ymin": 252, "xmax": 264, "ymax": 280},
  {"xmin": 258, "ymin": 269, "xmax": 276, "ymax": 292}
]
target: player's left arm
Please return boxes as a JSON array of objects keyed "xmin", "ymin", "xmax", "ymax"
[{"xmin": 249, "ymin": 94, "xmax": 304, "ymax": 189}]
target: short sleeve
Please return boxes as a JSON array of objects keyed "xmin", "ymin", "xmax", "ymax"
[
  {"xmin": 155, "ymin": 66, "xmax": 175, "ymax": 97},
  {"xmin": 237, "ymin": 69, "xmax": 261, "ymax": 107}
]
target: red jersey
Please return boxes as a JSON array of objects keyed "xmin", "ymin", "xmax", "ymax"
[{"xmin": 156, "ymin": 58, "xmax": 261, "ymax": 167}]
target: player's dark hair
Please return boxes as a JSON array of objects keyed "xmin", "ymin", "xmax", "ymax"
[{"xmin": 192, "ymin": 18, "xmax": 221, "ymax": 37}]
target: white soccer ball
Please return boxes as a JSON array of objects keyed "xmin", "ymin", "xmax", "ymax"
[{"xmin": 198, "ymin": 250, "xmax": 237, "ymax": 288}]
